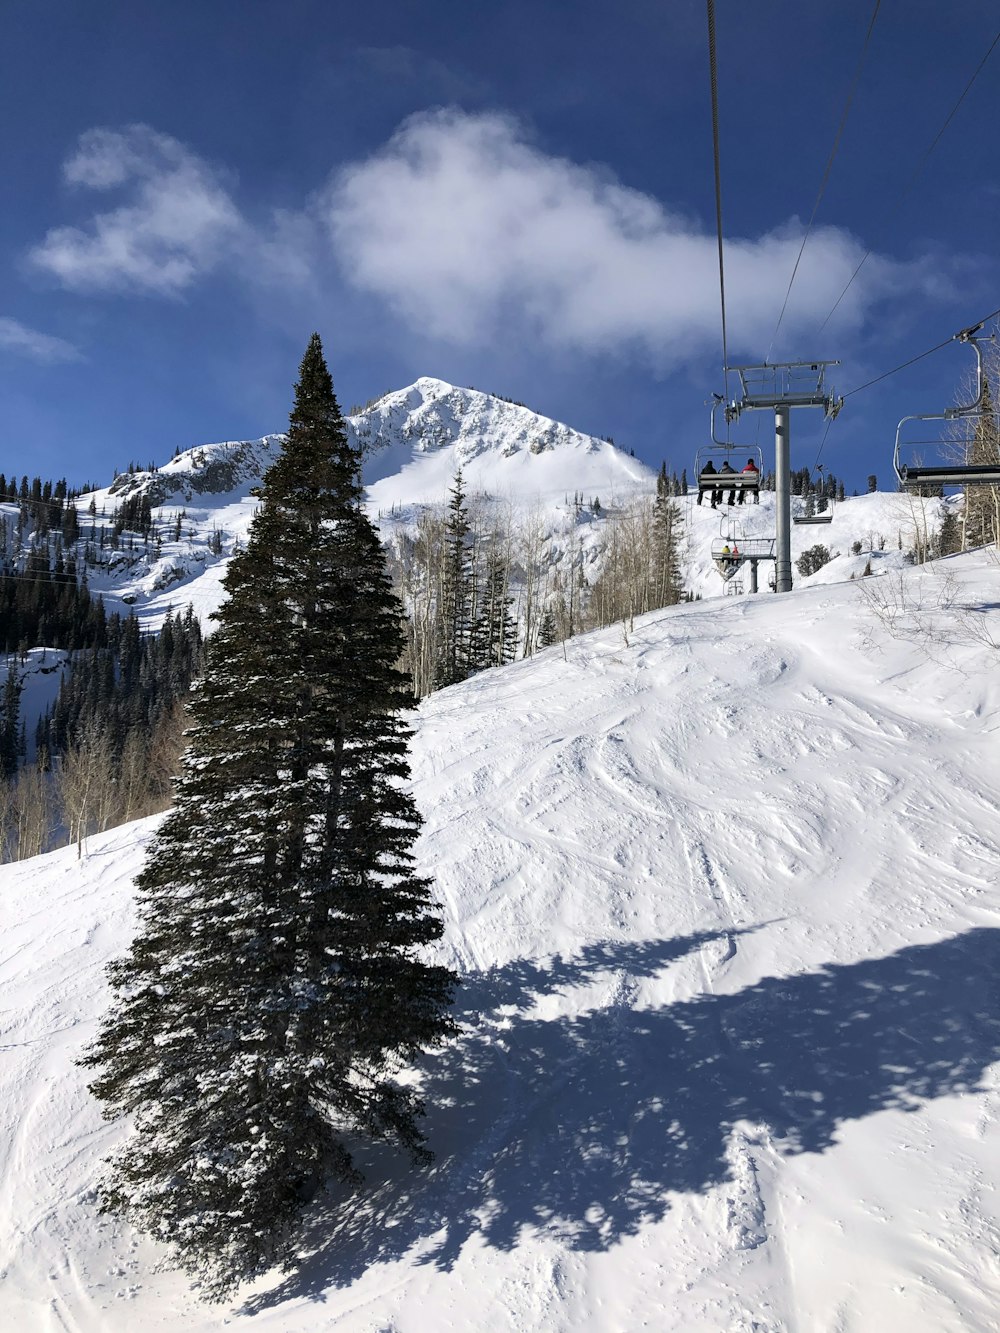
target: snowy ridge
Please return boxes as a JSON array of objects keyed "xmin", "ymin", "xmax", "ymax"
[
  {"xmin": 108, "ymin": 434, "xmax": 286, "ymax": 507},
  {"xmin": 3, "ymin": 549, "xmax": 1000, "ymax": 1330}
]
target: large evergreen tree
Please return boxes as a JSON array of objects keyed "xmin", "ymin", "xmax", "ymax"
[{"xmin": 82, "ymin": 335, "xmax": 457, "ymax": 1295}]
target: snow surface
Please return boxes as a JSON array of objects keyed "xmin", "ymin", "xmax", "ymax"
[{"xmin": 3, "ymin": 547, "xmax": 1000, "ymax": 1331}]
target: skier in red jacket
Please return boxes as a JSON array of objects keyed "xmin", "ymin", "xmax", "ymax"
[{"xmin": 739, "ymin": 458, "xmax": 759, "ymax": 505}]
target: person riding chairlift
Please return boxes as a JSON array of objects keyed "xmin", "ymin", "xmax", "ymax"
[
  {"xmin": 698, "ymin": 459, "xmax": 718, "ymax": 508},
  {"xmin": 738, "ymin": 458, "xmax": 759, "ymax": 506}
]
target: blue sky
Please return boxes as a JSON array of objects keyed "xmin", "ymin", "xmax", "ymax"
[{"xmin": 2, "ymin": 0, "xmax": 997, "ymax": 492}]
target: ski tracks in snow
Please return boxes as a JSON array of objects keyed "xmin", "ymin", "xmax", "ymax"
[{"xmin": 677, "ymin": 834, "xmax": 803, "ymax": 1329}]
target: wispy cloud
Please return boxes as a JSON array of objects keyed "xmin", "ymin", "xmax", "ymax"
[
  {"xmin": 27, "ymin": 114, "xmax": 954, "ymax": 368},
  {"xmin": 325, "ymin": 109, "xmax": 940, "ymax": 362},
  {"xmin": 0, "ymin": 317, "xmax": 81, "ymax": 363},
  {"xmin": 28, "ymin": 126, "xmax": 245, "ymax": 296}
]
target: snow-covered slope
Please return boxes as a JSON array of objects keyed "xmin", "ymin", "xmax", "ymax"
[{"xmin": 3, "ymin": 550, "xmax": 999, "ymax": 1331}]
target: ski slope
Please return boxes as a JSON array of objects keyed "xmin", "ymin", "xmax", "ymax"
[{"xmin": 3, "ymin": 552, "xmax": 1000, "ymax": 1331}]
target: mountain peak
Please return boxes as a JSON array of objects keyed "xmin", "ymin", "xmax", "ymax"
[{"xmin": 351, "ymin": 377, "xmax": 651, "ymax": 500}]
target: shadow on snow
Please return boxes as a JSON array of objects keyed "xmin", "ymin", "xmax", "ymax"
[{"xmin": 241, "ymin": 925, "xmax": 1000, "ymax": 1310}]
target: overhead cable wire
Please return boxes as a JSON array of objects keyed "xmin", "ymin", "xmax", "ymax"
[
  {"xmin": 813, "ymin": 416, "xmax": 834, "ymax": 469},
  {"xmin": 0, "ymin": 574, "xmax": 103, "ymax": 590},
  {"xmin": 817, "ymin": 26, "xmax": 1000, "ymax": 336},
  {"xmin": 766, "ymin": 0, "xmax": 882, "ymax": 362},
  {"xmin": 843, "ymin": 302, "xmax": 1000, "ymax": 399},
  {"xmin": 706, "ymin": 0, "xmax": 731, "ymax": 405}
]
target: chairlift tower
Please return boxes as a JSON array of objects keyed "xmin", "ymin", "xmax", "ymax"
[{"xmin": 725, "ymin": 361, "xmax": 843, "ymax": 593}]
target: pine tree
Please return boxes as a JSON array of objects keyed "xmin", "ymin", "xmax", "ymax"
[
  {"xmin": 81, "ymin": 335, "xmax": 458, "ymax": 1296},
  {"xmin": 436, "ymin": 469, "xmax": 473, "ymax": 688},
  {"xmin": 0, "ymin": 664, "xmax": 20, "ymax": 780},
  {"xmin": 652, "ymin": 492, "xmax": 684, "ymax": 608},
  {"xmin": 537, "ymin": 607, "xmax": 558, "ymax": 648},
  {"xmin": 937, "ymin": 504, "xmax": 962, "ymax": 557},
  {"xmin": 473, "ymin": 544, "xmax": 517, "ymax": 669}
]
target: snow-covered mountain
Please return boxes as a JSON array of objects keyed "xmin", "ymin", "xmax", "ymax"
[
  {"xmin": 21, "ymin": 374, "xmax": 946, "ymax": 633},
  {"xmin": 355, "ymin": 376, "xmax": 651, "ymax": 507},
  {"xmin": 3, "ymin": 547, "xmax": 999, "ymax": 1330},
  {"xmin": 52, "ymin": 377, "xmax": 655, "ymax": 629}
]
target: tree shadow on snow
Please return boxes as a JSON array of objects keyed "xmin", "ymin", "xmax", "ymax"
[{"xmin": 240, "ymin": 925, "xmax": 1000, "ymax": 1312}]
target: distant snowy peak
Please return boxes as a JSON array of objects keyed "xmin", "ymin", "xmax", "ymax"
[
  {"xmin": 353, "ymin": 376, "xmax": 605, "ymax": 462},
  {"xmin": 105, "ymin": 378, "xmax": 649, "ymax": 514},
  {"xmin": 352, "ymin": 377, "xmax": 654, "ymax": 504}
]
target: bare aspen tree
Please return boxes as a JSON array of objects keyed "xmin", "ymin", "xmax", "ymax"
[
  {"xmin": 0, "ymin": 777, "xmax": 15, "ymax": 861},
  {"xmin": 585, "ymin": 494, "xmax": 682, "ymax": 631},
  {"xmin": 517, "ymin": 504, "xmax": 550, "ymax": 657},
  {"xmin": 13, "ymin": 762, "xmax": 49, "ymax": 860},
  {"xmin": 143, "ymin": 700, "xmax": 188, "ymax": 812},
  {"xmin": 893, "ymin": 491, "xmax": 936, "ymax": 565},
  {"xmin": 118, "ymin": 729, "xmax": 150, "ymax": 823},
  {"xmin": 966, "ymin": 338, "xmax": 1000, "ymax": 548},
  {"xmin": 57, "ymin": 726, "xmax": 115, "ymax": 858},
  {"xmin": 408, "ymin": 507, "xmax": 447, "ymax": 696}
]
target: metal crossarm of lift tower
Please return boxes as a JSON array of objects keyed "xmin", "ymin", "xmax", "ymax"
[{"xmin": 724, "ymin": 360, "xmax": 844, "ymax": 421}]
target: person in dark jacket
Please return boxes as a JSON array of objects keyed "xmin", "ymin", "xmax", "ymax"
[
  {"xmin": 699, "ymin": 459, "xmax": 718, "ymax": 507},
  {"xmin": 720, "ymin": 461, "xmax": 736, "ymax": 506}
]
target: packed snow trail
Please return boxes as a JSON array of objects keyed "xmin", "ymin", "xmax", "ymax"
[{"xmin": 2, "ymin": 555, "xmax": 1000, "ymax": 1331}]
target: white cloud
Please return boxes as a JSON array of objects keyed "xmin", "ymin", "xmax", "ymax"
[
  {"xmin": 325, "ymin": 109, "xmax": 933, "ymax": 362},
  {"xmin": 28, "ymin": 126, "xmax": 245, "ymax": 295},
  {"xmin": 0, "ymin": 317, "xmax": 81, "ymax": 363},
  {"xmin": 26, "ymin": 113, "xmax": 951, "ymax": 367}
]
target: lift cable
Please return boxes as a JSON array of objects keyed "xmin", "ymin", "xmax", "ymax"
[
  {"xmin": 765, "ymin": 0, "xmax": 882, "ymax": 363},
  {"xmin": 0, "ymin": 574, "xmax": 107, "ymax": 591},
  {"xmin": 843, "ymin": 303, "xmax": 1000, "ymax": 400},
  {"xmin": 817, "ymin": 27, "xmax": 1000, "ymax": 336},
  {"xmin": 706, "ymin": 0, "xmax": 731, "ymax": 406},
  {"xmin": 812, "ymin": 417, "xmax": 834, "ymax": 471}
]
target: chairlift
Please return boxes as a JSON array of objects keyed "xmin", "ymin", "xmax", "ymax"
[
  {"xmin": 695, "ymin": 398, "xmax": 765, "ymax": 509},
  {"xmin": 793, "ymin": 464, "xmax": 835, "ymax": 525},
  {"xmin": 894, "ymin": 324, "xmax": 999, "ymax": 490},
  {"xmin": 710, "ymin": 516, "xmax": 777, "ymax": 585},
  {"xmin": 711, "ymin": 537, "xmax": 743, "ymax": 580}
]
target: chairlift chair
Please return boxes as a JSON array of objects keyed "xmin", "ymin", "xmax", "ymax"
[
  {"xmin": 711, "ymin": 538, "xmax": 743, "ymax": 579},
  {"xmin": 695, "ymin": 397, "xmax": 765, "ymax": 508},
  {"xmin": 894, "ymin": 324, "xmax": 999, "ymax": 490},
  {"xmin": 793, "ymin": 464, "xmax": 835, "ymax": 525},
  {"xmin": 710, "ymin": 516, "xmax": 777, "ymax": 583}
]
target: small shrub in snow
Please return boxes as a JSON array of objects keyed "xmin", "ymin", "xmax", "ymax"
[{"xmin": 796, "ymin": 545, "xmax": 831, "ymax": 577}]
